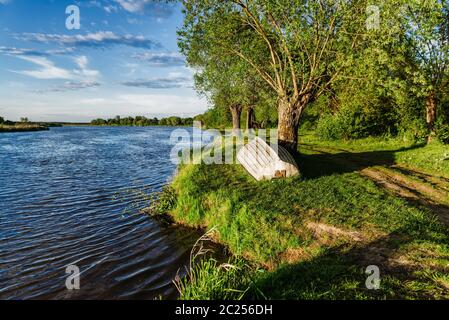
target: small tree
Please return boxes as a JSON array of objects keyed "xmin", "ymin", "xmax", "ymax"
[{"xmin": 399, "ymin": 1, "xmax": 449, "ymax": 140}]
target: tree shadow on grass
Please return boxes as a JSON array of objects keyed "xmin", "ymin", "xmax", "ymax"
[
  {"xmin": 249, "ymin": 226, "xmax": 446, "ymax": 300},
  {"xmin": 295, "ymin": 144, "xmax": 425, "ymax": 180}
]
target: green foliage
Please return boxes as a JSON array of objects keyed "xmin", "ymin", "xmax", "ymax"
[
  {"xmin": 316, "ymin": 105, "xmax": 397, "ymax": 141},
  {"xmin": 180, "ymin": 0, "xmax": 449, "ymax": 143},
  {"xmin": 316, "ymin": 113, "xmax": 348, "ymax": 141},
  {"xmin": 194, "ymin": 107, "xmax": 231, "ymax": 129},
  {"xmin": 0, "ymin": 116, "xmax": 4, "ymax": 124},
  {"xmin": 436, "ymin": 122, "xmax": 449, "ymax": 144},
  {"xmin": 397, "ymin": 117, "xmax": 429, "ymax": 144}
]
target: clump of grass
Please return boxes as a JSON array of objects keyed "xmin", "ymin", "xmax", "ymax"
[
  {"xmin": 174, "ymin": 229, "xmax": 255, "ymax": 300},
  {"xmin": 139, "ymin": 186, "xmax": 177, "ymax": 224},
  {"xmin": 175, "ymin": 257, "xmax": 255, "ymax": 300}
]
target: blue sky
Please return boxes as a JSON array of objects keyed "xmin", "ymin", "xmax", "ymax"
[{"xmin": 0, "ymin": 0, "xmax": 207, "ymax": 122}]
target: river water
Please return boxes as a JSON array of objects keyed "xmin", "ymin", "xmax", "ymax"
[{"xmin": 0, "ymin": 126, "xmax": 204, "ymax": 300}]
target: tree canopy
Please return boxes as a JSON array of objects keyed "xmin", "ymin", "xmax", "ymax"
[{"xmin": 178, "ymin": 0, "xmax": 449, "ymax": 148}]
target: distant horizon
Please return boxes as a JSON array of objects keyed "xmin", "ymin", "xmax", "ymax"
[
  {"xmin": 0, "ymin": 0, "xmax": 208, "ymax": 122},
  {"xmin": 1, "ymin": 112, "xmax": 202, "ymax": 123}
]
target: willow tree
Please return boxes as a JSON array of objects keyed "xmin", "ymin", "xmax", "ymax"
[
  {"xmin": 191, "ymin": 56, "xmax": 249, "ymax": 133},
  {"xmin": 179, "ymin": 6, "xmax": 268, "ymax": 134},
  {"xmin": 179, "ymin": 0, "xmax": 368, "ymax": 151},
  {"xmin": 397, "ymin": 1, "xmax": 449, "ymax": 139}
]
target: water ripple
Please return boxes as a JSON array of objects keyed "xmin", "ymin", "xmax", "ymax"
[{"xmin": 0, "ymin": 127, "xmax": 201, "ymax": 300}]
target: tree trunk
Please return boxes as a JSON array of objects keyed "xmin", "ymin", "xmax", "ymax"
[
  {"xmin": 426, "ymin": 91, "xmax": 437, "ymax": 142},
  {"xmin": 329, "ymin": 86, "xmax": 339, "ymax": 115},
  {"xmin": 230, "ymin": 105, "xmax": 242, "ymax": 134},
  {"xmin": 277, "ymin": 98, "xmax": 301, "ymax": 153},
  {"xmin": 246, "ymin": 106, "xmax": 255, "ymax": 131}
]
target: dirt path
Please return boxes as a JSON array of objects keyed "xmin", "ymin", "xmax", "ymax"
[{"xmin": 300, "ymin": 144, "xmax": 449, "ymax": 226}]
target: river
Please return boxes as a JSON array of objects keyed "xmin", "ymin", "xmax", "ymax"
[{"xmin": 0, "ymin": 126, "xmax": 205, "ymax": 300}]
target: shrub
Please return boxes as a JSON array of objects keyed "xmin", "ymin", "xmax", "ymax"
[
  {"xmin": 316, "ymin": 107, "xmax": 378, "ymax": 140},
  {"xmin": 316, "ymin": 114, "xmax": 346, "ymax": 140},
  {"xmin": 397, "ymin": 118, "xmax": 429, "ymax": 144},
  {"xmin": 436, "ymin": 122, "xmax": 449, "ymax": 144}
]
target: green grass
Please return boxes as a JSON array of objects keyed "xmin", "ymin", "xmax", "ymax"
[
  {"xmin": 164, "ymin": 134, "xmax": 449, "ymax": 300},
  {"xmin": 175, "ymin": 257, "xmax": 257, "ymax": 300},
  {"xmin": 300, "ymin": 132, "xmax": 449, "ymax": 178}
]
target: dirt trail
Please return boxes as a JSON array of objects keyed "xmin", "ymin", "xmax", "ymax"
[{"xmin": 300, "ymin": 144, "xmax": 449, "ymax": 226}]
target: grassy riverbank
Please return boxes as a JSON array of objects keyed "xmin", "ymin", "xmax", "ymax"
[
  {"xmin": 163, "ymin": 134, "xmax": 449, "ymax": 300},
  {"xmin": 0, "ymin": 124, "xmax": 49, "ymax": 133}
]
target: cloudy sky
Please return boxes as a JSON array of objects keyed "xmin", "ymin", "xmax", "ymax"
[{"xmin": 0, "ymin": 0, "xmax": 208, "ymax": 122}]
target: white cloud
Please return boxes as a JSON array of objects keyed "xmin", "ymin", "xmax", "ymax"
[
  {"xmin": 114, "ymin": 0, "xmax": 175, "ymax": 17},
  {"xmin": 0, "ymin": 91, "xmax": 208, "ymax": 122},
  {"xmin": 0, "ymin": 0, "xmax": 12, "ymax": 5},
  {"xmin": 11, "ymin": 55, "xmax": 100, "ymax": 85},
  {"xmin": 80, "ymin": 98, "xmax": 107, "ymax": 104},
  {"xmin": 132, "ymin": 52, "xmax": 185, "ymax": 67},
  {"xmin": 0, "ymin": 46, "xmax": 74, "ymax": 57},
  {"xmin": 13, "ymin": 56, "xmax": 73, "ymax": 80},
  {"xmin": 115, "ymin": 94, "xmax": 207, "ymax": 115},
  {"xmin": 114, "ymin": 0, "xmax": 148, "ymax": 13},
  {"xmin": 73, "ymin": 55, "xmax": 100, "ymax": 78},
  {"xmin": 104, "ymin": 5, "xmax": 118, "ymax": 13},
  {"xmin": 34, "ymin": 81, "xmax": 101, "ymax": 93},
  {"xmin": 17, "ymin": 31, "xmax": 160, "ymax": 49}
]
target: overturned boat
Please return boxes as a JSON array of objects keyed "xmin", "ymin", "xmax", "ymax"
[{"xmin": 237, "ymin": 137, "xmax": 300, "ymax": 181}]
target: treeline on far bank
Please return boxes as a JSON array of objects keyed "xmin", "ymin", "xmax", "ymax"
[
  {"xmin": 0, "ymin": 116, "xmax": 53, "ymax": 133},
  {"xmin": 90, "ymin": 115, "xmax": 196, "ymax": 127}
]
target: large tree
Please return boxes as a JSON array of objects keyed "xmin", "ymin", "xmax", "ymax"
[{"xmin": 179, "ymin": 0, "xmax": 368, "ymax": 151}]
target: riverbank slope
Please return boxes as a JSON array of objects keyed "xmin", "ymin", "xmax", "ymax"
[{"xmin": 165, "ymin": 134, "xmax": 449, "ymax": 299}]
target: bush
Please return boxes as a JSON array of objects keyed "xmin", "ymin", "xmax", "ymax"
[
  {"xmin": 436, "ymin": 122, "xmax": 449, "ymax": 144},
  {"xmin": 316, "ymin": 107, "xmax": 378, "ymax": 140},
  {"xmin": 316, "ymin": 114, "xmax": 346, "ymax": 140},
  {"xmin": 397, "ymin": 118, "xmax": 428, "ymax": 144}
]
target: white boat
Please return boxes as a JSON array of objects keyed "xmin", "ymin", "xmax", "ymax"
[{"xmin": 237, "ymin": 137, "xmax": 300, "ymax": 181}]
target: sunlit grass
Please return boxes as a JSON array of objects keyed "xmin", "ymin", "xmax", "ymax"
[{"xmin": 166, "ymin": 140, "xmax": 449, "ymax": 299}]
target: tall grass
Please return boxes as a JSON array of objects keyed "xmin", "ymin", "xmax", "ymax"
[{"xmin": 173, "ymin": 229, "xmax": 255, "ymax": 300}]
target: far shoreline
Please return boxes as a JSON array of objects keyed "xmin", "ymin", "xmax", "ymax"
[{"xmin": 0, "ymin": 125, "xmax": 50, "ymax": 133}]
